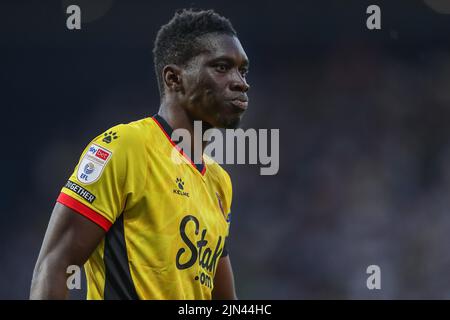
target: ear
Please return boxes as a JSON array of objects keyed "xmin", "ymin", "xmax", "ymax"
[{"xmin": 162, "ymin": 64, "xmax": 183, "ymax": 94}]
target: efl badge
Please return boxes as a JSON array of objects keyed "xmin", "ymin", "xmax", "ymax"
[{"xmin": 77, "ymin": 143, "xmax": 112, "ymax": 184}]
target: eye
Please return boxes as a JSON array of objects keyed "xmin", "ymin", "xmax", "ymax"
[
  {"xmin": 239, "ymin": 68, "xmax": 249, "ymax": 77},
  {"xmin": 214, "ymin": 63, "xmax": 230, "ymax": 73}
]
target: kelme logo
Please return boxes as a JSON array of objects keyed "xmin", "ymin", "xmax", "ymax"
[{"xmin": 173, "ymin": 177, "xmax": 189, "ymax": 197}]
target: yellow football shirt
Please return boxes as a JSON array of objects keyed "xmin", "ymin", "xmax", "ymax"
[{"xmin": 57, "ymin": 114, "xmax": 232, "ymax": 300}]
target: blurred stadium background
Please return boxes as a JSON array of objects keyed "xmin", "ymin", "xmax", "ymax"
[{"xmin": 2, "ymin": 0, "xmax": 450, "ymax": 299}]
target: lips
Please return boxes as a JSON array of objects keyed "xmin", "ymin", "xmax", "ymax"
[{"xmin": 229, "ymin": 99, "xmax": 248, "ymax": 111}]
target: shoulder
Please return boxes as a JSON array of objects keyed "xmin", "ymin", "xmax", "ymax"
[{"xmin": 90, "ymin": 118, "xmax": 152, "ymax": 153}]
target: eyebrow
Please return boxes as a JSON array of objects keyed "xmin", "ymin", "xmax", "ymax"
[{"xmin": 209, "ymin": 55, "xmax": 250, "ymax": 68}]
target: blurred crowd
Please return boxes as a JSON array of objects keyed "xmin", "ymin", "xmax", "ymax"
[{"xmin": 228, "ymin": 46, "xmax": 450, "ymax": 299}]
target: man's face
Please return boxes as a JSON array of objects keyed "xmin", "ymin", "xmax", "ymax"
[{"xmin": 181, "ymin": 33, "xmax": 250, "ymax": 129}]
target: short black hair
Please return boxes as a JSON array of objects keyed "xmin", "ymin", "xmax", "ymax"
[{"xmin": 153, "ymin": 9, "xmax": 237, "ymax": 97}]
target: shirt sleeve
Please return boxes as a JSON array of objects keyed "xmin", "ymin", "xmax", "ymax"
[{"xmin": 58, "ymin": 124, "xmax": 140, "ymax": 231}]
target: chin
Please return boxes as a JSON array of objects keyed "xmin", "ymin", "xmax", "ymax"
[{"xmin": 219, "ymin": 115, "xmax": 242, "ymax": 129}]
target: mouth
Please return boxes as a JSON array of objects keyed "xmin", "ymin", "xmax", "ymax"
[{"xmin": 229, "ymin": 99, "xmax": 248, "ymax": 111}]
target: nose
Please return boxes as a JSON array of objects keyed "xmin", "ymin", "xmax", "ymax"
[{"xmin": 229, "ymin": 71, "xmax": 250, "ymax": 93}]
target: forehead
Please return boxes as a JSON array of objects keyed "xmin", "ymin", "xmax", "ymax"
[{"xmin": 195, "ymin": 33, "xmax": 248, "ymax": 64}]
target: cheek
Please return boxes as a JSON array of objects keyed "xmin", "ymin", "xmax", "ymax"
[
  {"xmin": 192, "ymin": 77, "xmax": 222, "ymax": 104},
  {"xmin": 204, "ymin": 75, "xmax": 229, "ymax": 101}
]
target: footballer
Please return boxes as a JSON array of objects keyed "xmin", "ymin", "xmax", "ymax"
[{"xmin": 30, "ymin": 8, "xmax": 249, "ymax": 299}]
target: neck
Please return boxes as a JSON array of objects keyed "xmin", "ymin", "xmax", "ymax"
[{"xmin": 157, "ymin": 99, "xmax": 210, "ymax": 159}]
